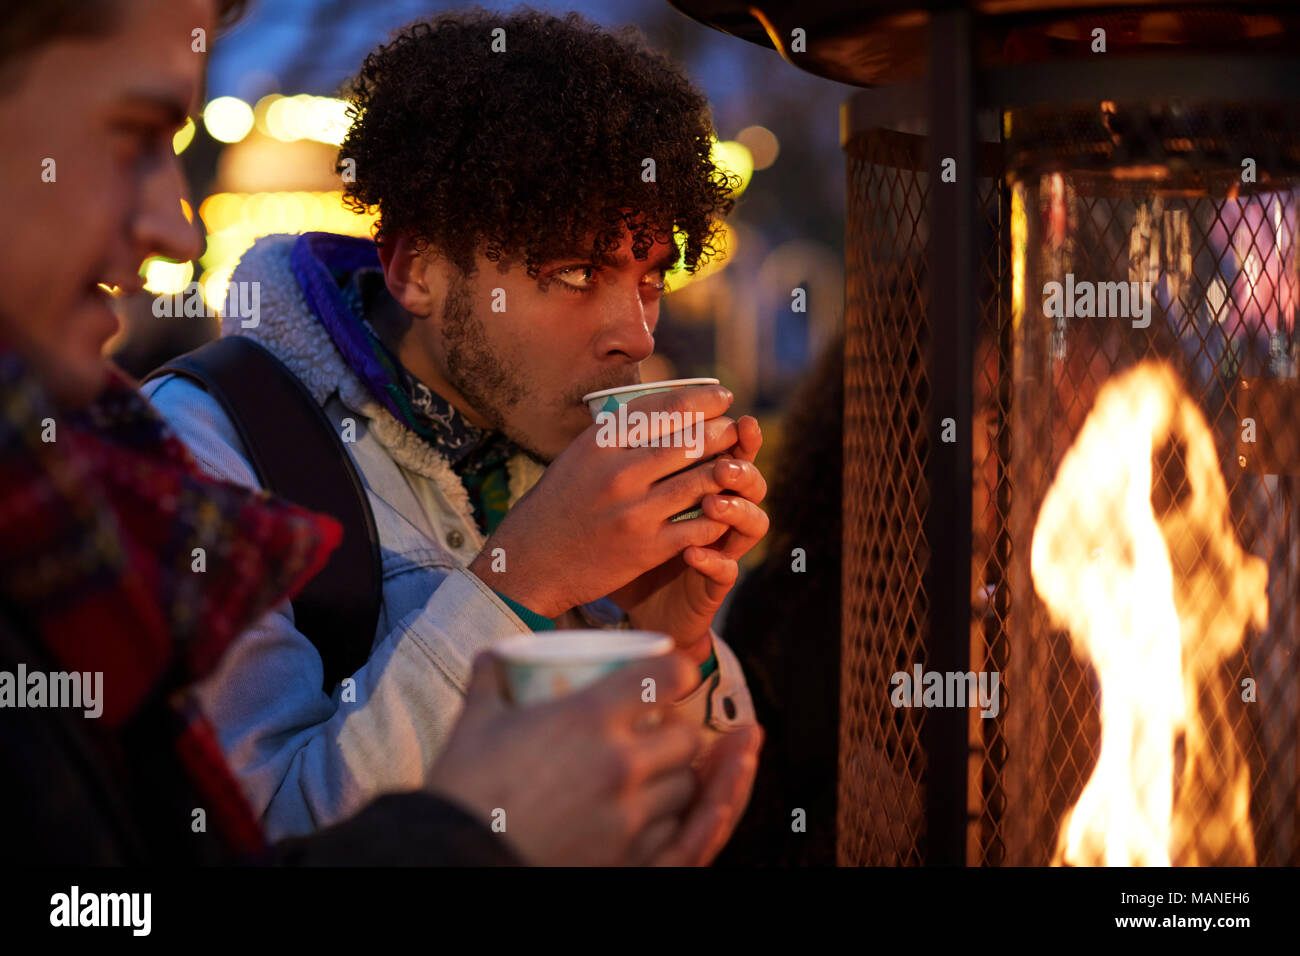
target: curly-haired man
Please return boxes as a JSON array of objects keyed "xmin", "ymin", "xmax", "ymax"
[{"xmin": 143, "ymin": 7, "xmax": 768, "ymax": 841}]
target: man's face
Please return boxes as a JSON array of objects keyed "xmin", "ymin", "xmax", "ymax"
[
  {"xmin": 0, "ymin": 0, "xmax": 208, "ymax": 407},
  {"xmin": 433, "ymin": 227, "xmax": 680, "ymax": 463}
]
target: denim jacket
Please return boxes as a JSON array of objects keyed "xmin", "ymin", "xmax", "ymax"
[{"xmin": 141, "ymin": 234, "xmax": 756, "ymax": 840}]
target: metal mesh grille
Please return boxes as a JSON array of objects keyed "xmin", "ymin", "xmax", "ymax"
[
  {"xmin": 840, "ymin": 129, "xmax": 930, "ymax": 865},
  {"xmin": 1004, "ymin": 100, "xmax": 1300, "ymax": 866},
  {"xmin": 972, "ymin": 170, "xmax": 1013, "ymax": 867},
  {"xmin": 841, "ymin": 99, "xmax": 1300, "ymax": 866}
]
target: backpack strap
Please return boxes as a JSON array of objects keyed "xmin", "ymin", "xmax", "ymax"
[{"xmin": 144, "ymin": 337, "xmax": 381, "ymax": 692}]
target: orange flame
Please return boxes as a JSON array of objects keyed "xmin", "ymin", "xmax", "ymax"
[{"xmin": 1031, "ymin": 361, "xmax": 1266, "ymax": 866}]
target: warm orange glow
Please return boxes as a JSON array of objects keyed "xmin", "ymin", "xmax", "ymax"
[
  {"xmin": 195, "ymin": 190, "xmax": 379, "ymax": 298},
  {"xmin": 1032, "ymin": 361, "xmax": 1265, "ymax": 866}
]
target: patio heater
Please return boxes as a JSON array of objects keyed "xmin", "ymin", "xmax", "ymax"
[{"xmin": 669, "ymin": 0, "xmax": 1300, "ymax": 865}]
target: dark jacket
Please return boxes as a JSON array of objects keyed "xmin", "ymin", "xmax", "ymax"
[
  {"xmin": 716, "ymin": 333, "xmax": 843, "ymax": 866},
  {"xmin": 0, "ymin": 603, "xmax": 519, "ymax": 866}
]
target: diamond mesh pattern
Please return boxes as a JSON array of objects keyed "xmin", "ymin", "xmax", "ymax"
[
  {"xmin": 1003, "ymin": 97, "xmax": 1300, "ymax": 868},
  {"xmin": 1004, "ymin": 100, "xmax": 1300, "ymax": 866},
  {"xmin": 842, "ymin": 100, "xmax": 1300, "ymax": 867},
  {"xmin": 840, "ymin": 129, "xmax": 930, "ymax": 865},
  {"xmin": 972, "ymin": 172, "xmax": 1012, "ymax": 866}
]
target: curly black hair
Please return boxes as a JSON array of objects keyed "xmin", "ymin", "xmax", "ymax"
[{"xmin": 338, "ymin": 6, "xmax": 737, "ymax": 280}]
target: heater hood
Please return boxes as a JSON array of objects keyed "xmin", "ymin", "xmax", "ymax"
[{"xmin": 666, "ymin": 0, "xmax": 1300, "ymax": 87}]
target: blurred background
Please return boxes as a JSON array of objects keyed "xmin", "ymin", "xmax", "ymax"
[{"xmin": 111, "ymin": 1, "xmax": 856, "ymax": 571}]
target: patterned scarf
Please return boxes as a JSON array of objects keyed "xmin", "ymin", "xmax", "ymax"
[
  {"xmin": 291, "ymin": 232, "xmax": 516, "ymax": 533},
  {"xmin": 0, "ymin": 345, "xmax": 341, "ymax": 856}
]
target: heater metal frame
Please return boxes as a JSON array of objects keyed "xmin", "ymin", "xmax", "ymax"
[
  {"xmin": 923, "ymin": 8, "xmax": 978, "ymax": 867},
  {"xmin": 842, "ymin": 21, "xmax": 1300, "ymax": 862}
]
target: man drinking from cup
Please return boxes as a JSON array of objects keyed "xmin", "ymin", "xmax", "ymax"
[{"xmin": 143, "ymin": 8, "xmax": 769, "ymax": 841}]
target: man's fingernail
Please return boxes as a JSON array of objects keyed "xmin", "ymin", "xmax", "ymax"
[{"xmin": 721, "ymin": 461, "xmax": 742, "ymax": 479}]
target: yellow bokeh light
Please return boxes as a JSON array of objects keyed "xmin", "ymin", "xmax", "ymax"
[
  {"xmin": 196, "ymin": 190, "xmax": 379, "ymax": 283},
  {"xmin": 309, "ymin": 97, "xmax": 351, "ymax": 146},
  {"xmin": 200, "ymin": 192, "xmax": 243, "ymax": 232},
  {"xmin": 142, "ymin": 258, "xmax": 194, "ymax": 295},
  {"xmin": 264, "ymin": 94, "xmax": 351, "ymax": 145},
  {"xmin": 180, "ymin": 198, "xmax": 193, "ymax": 223},
  {"xmin": 280, "ymin": 192, "xmax": 307, "ymax": 231},
  {"xmin": 264, "ymin": 95, "xmax": 294, "ymax": 140},
  {"xmin": 253, "ymin": 94, "xmax": 282, "ymax": 137},
  {"xmin": 710, "ymin": 138, "xmax": 753, "ymax": 195},
  {"xmin": 662, "ymin": 222, "xmax": 734, "ymax": 293},
  {"xmin": 200, "ymin": 268, "xmax": 235, "ymax": 313},
  {"xmin": 204, "ymin": 97, "xmax": 255, "ymax": 144},
  {"xmin": 172, "ymin": 117, "xmax": 196, "ymax": 155}
]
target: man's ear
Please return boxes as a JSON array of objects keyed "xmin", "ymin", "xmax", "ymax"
[{"xmin": 377, "ymin": 233, "xmax": 438, "ymax": 317}]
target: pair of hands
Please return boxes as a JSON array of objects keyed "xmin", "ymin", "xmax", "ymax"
[
  {"xmin": 427, "ymin": 651, "xmax": 762, "ymax": 866},
  {"xmin": 469, "ymin": 385, "xmax": 769, "ymax": 663}
]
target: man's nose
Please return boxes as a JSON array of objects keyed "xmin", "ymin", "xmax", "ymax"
[
  {"xmin": 599, "ymin": 295, "xmax": 656, "ymax": 363},
  {"xmin": 134, "ymin": 154, "xmax": 202, "ymax": 265}
]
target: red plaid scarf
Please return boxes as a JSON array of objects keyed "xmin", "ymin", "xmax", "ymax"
[{"xmin": 0, "ymin": 346, "xmax": 341, "ymax": 857}]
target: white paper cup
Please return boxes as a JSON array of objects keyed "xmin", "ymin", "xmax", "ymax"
[
  {"xmin": 496, "ymin": 629, "xmax": 673, "ymax": 706},
  {"xmin": 582, "ymin": 377, "xmax": 721, "ymax": 420},
  {"xmin": 581, "ymin": 378, "xmax": 723, "ymax": 522}
]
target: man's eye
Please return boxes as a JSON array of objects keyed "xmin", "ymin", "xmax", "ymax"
[{"xmin": 554, "ymin": 266, "xmax": 597, "ymax": 292}]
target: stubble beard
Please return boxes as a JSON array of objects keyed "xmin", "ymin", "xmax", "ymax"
[{"xmin": 439, "ymin": 272, "xmax": 553, "ymax": 465}]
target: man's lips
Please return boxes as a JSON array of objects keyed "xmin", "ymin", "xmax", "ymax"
[{"xmin": 575, "ymin": 379, "xmax": 639, "ymax": 403}]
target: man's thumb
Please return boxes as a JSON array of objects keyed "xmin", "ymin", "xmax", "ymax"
[{"xmin": 462, "ymin": 652, "xmax": 508, "ymax": 714}]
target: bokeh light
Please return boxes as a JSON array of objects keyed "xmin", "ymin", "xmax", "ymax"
[
  {"xmin": 736, "ymin": 125, "xmax": 779, "ymax": 170},
  {"xmin": 141, "ymin": 258, "xmax": 195, "ymax": 295},
  {"xmin": 203, "ymin": 97, "xmax": 255, "ymax": 144},
  {"xmin": 711, "ymin": 137, "xmax": 754, "ymax": 195},
  {"xmin": 263, "ymin": 94, "xmax": 351, "ymax": 145},
  {"xmin": 172, "ymin": 117, "xmax": 196, "ymax": 155},
  {"xmin": 196, "ymin": 190, "xmax": 379, "ymax": 301},
  {"xmin": 663, "ymin": 221, "xmax": 735, "ymax": 293}
]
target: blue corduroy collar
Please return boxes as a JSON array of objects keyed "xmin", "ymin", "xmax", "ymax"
[{"xmin": 289, "ymin": 232, "xmax": 408, "ymax": 425}]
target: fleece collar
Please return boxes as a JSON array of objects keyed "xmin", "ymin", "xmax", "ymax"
[
  {"xmin": 289, "ymin": 233, "xmax": 517, "ymax": 476},
  {"xmin": 223, "ymin": 233, "xmax": 546, "ymax": 516}
]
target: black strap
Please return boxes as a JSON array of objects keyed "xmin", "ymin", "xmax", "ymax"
[{"xmin": 144, "ymin": 337, "xmax": 381, "ymax": 692}]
